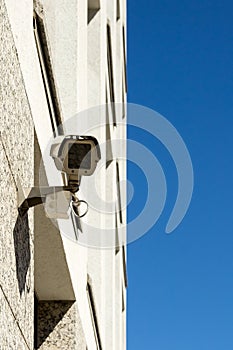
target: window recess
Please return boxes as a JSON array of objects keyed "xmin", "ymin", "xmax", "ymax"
[
  {"xmin": 122, "ymin": 72, "xmax": 126, "ymax": 119},
  {"xmin": 88, "ymin": 0, "xmax": 100, "ymax": 23},
  {"xmin": 88, "ymin": 0, "xmax": 100, "ymax": 10},
  {"xmin": 106, "ymin": 89, "xmax": 114, "ymax": 168},
  {"xmin": 107, "ymin": 24, "xmax": 116, "ymax": 126},
  {"xmin": 116, "ymin": 161, "xmax": 123, "ymax": 223},
  {"xmin": 115, "ymin": 210, "xmax": 120, "ymax": 254},
  {"xmin": 122, "ymin": 284, "xmax": 125, "ymax": 312},
  {"xmin": 116, "ymin": 0, "xmax": 120, "ymax": 20},
  {"xmin": 86, "ymin": 279, "xmax": 102, "ymax": 350},
  {"xmin": 122, "ymin": 26, "xmax": 127, "ymax": 94},
  {"xmin": 33, "ymin": 13, "xmax": 63, "ymax": 136},
  {"xmin": 122, "ymin": 245, "xmax": 127, "ymax": 288}
]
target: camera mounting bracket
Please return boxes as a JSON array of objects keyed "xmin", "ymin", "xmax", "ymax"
[{"xmin": 18, "ymin": 183, "xmax": 79, "ymax": 217}]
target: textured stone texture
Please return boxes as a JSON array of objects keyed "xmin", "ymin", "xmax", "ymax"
[
  {"xmin": 0, "ymin": 287, "xmax": 29, "ymax": 350},
  {"xmin": 0, "ymin": 0, "xmax": 34, "ymax": 348},
  {"xmin": 37, "ymin": 301, "xmax": 86, "ymax": 350}
]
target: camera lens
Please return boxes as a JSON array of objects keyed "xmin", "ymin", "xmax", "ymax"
[{"xmin": 68, "ymin": 143, "xmax": 91, "ymax": 169}]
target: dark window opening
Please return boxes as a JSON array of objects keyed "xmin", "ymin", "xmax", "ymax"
[
  {"xmin": 122, "ymin": 245, "xmax": 128, "ymax": 288},
  {"xmin": 116, "ymin": 161, "xmax": 123, "ymax": 223},
  {"xmin": 115, "ymin": 210, "xmax": 120, "ymax": 254},
  {"xmin": 106, "ymin": 89, "xmax": 113, "ymax": 168},
  {"xmin": 33, "ymin": 13, "xmax": 63, "ymax": 136},
  {"xmin": 116, "ymin": 0, "xmax": 120, "ymax": 20},
  {"xmin": 107, "ymin": 24, "xmax": 116, "ymax": 126},
  {"xmin": 122, "ymin": 26, "xmax": 127, "ymax": 94},
  {"xmin": 122, "ymin": 285, "xmax": 125, "ymax": 312},
  {"xmin": 88, "ymin": 0, "xmax": 100, "ymax": 23},
  {"xmin": 122, "ymin": 73, "xmax": 126, "ymax": 119},
  {"xmin": 87, "ymin": 280, "xmax": 102, "ymax": 350}
]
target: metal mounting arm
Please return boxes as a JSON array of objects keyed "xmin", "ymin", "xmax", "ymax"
[{"xmin": 18, "ymin": 184, "xmax": 79, "ymax": 217}]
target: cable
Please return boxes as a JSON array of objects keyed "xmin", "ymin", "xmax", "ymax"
[{"xmin": 71, "ymin": 194, "xmax": 89, "ymax": 218}]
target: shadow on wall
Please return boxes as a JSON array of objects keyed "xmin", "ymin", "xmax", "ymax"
[
  {"xmin": 36, "ymin": 301, "xmax": 74, "ymax": 348},
  {"xmin": 13, "ymin": 214, "xmax": 31, "ymax": 296}
]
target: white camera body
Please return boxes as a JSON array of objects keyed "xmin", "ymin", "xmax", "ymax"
[
  {"xmin": 50, "ymin": 135, "xmax": 101, "ymax": 179},
  {"xmin": 18, "ymin": 135, "xmax": 100, "ymax": 218}
]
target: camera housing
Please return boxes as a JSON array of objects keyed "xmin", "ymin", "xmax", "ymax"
[
  {"xmin": 18, "ymin": 135, "xmax": 101, "ymax": 218},
  {"xmin": 50, "ymin": 135, "xmax": 101, "ymax": 179}
]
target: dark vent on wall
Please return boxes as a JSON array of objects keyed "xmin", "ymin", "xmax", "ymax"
[{"xmin": 33, "ymin": 13, "xmax": 63, "ymax": 136}]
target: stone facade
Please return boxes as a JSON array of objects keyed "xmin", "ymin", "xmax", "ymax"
[
  {"xmin": 0, "ymin": 0, "xmax": 127, "ymax": 348},
  {"xmin": 36, "ymin": 301, "xmax": 86, "ymax": 350},
  {"xmin": 0, "ymin": 0, "xmax": 34, "ymax": 348}
]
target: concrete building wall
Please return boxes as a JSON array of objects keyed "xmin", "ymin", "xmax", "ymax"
[
  {"xmin": 0, "ymin": 0, "xmax": 127, "ymax": 348},
  {"xmin": 0, "ymin": 0, "xmax": 34, "ymax": 348}
]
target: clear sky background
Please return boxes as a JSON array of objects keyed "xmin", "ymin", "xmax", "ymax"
[{"xmin": 127, "ymin": 0, "xmax": 233, "ymax": 349}]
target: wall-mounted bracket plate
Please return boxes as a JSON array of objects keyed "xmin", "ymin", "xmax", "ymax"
[{"xmin": 17, "ymin": 179, "xmax": 79, "ymax": 217}]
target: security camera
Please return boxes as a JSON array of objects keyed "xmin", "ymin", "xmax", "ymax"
[
  {"xmin": 50, "ymin": 135, "xmax": 101, "ymax": 185},
  {"xmin": 18, "ymin": 135, "xmax": 101, "ymax": 218}
]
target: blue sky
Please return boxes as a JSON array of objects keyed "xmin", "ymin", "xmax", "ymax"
[{"xmin": 127, "ymin": 1, "xmax": 233, "ymax": 349}]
